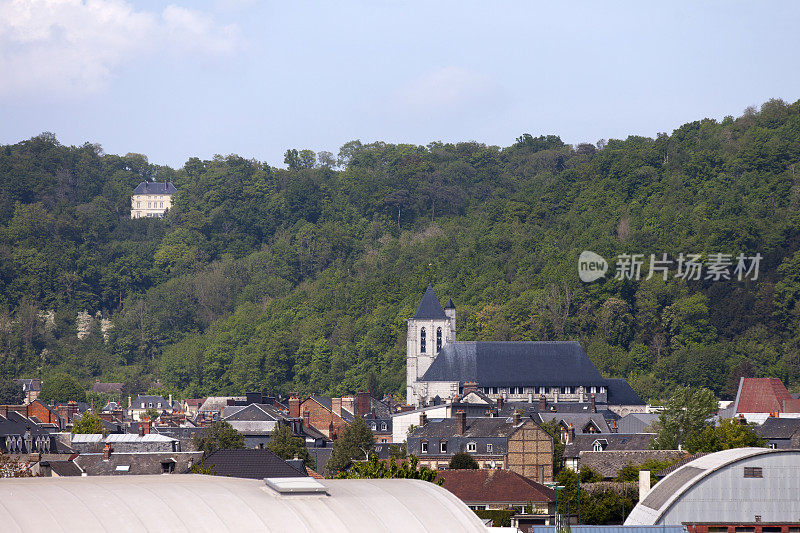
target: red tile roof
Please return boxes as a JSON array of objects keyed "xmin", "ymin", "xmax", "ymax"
[
  {"xmin": 735, "ymin": 378, "xmax": 800, "ymax": 413},
  {"xmin": 439, "ymin": 469, "xmax": 556, "ymax": 504},
  {"xmin": 306, "ymin": 467, "xmax": 325, "ymax": 479}
]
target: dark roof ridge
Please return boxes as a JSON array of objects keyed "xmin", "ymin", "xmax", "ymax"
[{"xmin": 412, "ymin": 285, "xmax": 448, "ymax": 320}]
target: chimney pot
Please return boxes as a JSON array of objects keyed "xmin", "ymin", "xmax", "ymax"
[
  {"xmin": 590, "ymin": 393, "xmax": 597, "ymax": 413},
  {"xmin": 332, "ymin": 397, "xmax": 343, "ymax": 418},
  {"xmin": 568, "ymin": 423, "xmax": 575, "ymax": 443},
  {"xmin": 420, "ymin": 412, "xmax": 428, "ymax": 427},
  {"xmin": 456, "ymin": 410, "xmax": 467, "ymax": 436},
  {"xmin": 539, "ymin": 394, "xmax": 546, "ymax": 411},
  {"xmin": 288, "ymin": 395, "xmax": 300, "ymax": 418},
  {"xmin": 513, "ymin": 410, "xmax": 521, "ymax": 425}
]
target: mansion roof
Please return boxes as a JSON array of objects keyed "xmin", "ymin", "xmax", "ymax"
[{"xmin": 132, "ymin": 181, "xmax": 177, "ymax": 195}]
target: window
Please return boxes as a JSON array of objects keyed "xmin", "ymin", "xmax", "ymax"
[
  {"xmin": 141, "ymin": 403, "xmax": 145, "ymax": 408},
  {"xmin": 440, "ymin": 441, "xmax": 447, "ymax": 453},
  {"xmin": 161, "ymin": 461, "xmax": 175, "ymax": 474},
  {"xmin": 599, "ymin": 387, "xmax": 606, "ymax": 394},
  {"xmin": 381, "ymin": 422, "xmax": 387, "ymax": 431},
  {"xmin": 743, "ymin": 467, "xmax": 763, "ymax": 478},
  {"xmin": 486, "ymin": 443, "xmax": 493, "ymax": 453},
  {"xmin": 592, "ymin": 441, "xmax": 604, "ymax": 452},
  {"xmin": 467, "ymin": 442, "xmax": 476, "ymax": 452},
  {"xmin": 420, "ymin": 441, "xmax": 428, "ymax": 453},
  {"xmin": 564, "ymin": 387, "xmax": 572, "ymax": 394},
  {"xmin": 158, "ymin": 403, "xmax": 162, "ymax": 408},
  {"xmin": 420, "ymin": 328, "xmax": 426, "ymax": 353},
  {"xmin": 436, "ymin": 327, "xmax": 442, "ymax": 352},
  {"xmin": 370, "ymin": 422, "xmax": 376, "ymax": 431},
  {"xmin": 148, "ymin": 403, "xmax": 153, "ymax": 408},
  {"xmin": 768, "ymin": 442, "xmax": 777, "ymax": 449},
  {"xmin": 136, "ymin": 202, "xmax": 140, "ymax": 208},
  {"xmin": 380, "ymin": 438, "xmax": 387, "ymax": 443},
  {"xmin": 539, "ymin": 387, "xmax": 546, "ymax": 394},
  {"xmin": 590, "ymin": 386, "xmax": 597, "ymax": 394}
]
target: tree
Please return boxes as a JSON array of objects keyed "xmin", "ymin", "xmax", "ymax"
[
  {"xmin": 0, "ymin": 378, "xmax": 23, "ymax": 404},
  {"xmin": 685, "ymin": 418, "xmax": 766, "ymax": 453},
  {"xmin": 333, "ymin": 454, "xmax": 442, "ymax": 485},
  {"xmin": 448, "ymin": 451, "xmax": 479, "ymax": 469},
  {"xmin": 267, "ymin": 423, "xmax": 315, "ymax": 469},
  {"xmin": 72, "ymin": 412, "xmax": 104, "ymax": 434},
  {"xmin": 326, "ymin": 417, "xmax": 375, "ymax": 473},
  {"xmin": 145, "ymin": 408, "xmax": 160, "ymax": 422},
  {"xmin": 651, "ymin": 386, "xmax": 717, "ymax": 450},
  {"xmin": 192, "ymin": 420, "xmax": 245, "ymax": 453},
  {"xmin": 39, "ymin": 373, "xmax": 86, "ymax": 403}
]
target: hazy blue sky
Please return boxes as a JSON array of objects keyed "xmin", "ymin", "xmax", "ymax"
[{"xmin": 2, "ymin": 1, "xmax": 799, "ymax": 168}]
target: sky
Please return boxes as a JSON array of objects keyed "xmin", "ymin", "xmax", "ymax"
[{"xmin": 1, "ymin": 0, "xmax": 799, "ymax": 169}]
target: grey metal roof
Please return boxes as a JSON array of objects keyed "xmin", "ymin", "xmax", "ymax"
[
  {"xmin": 132, "ymin": 181, "xmax": 177, "ymax": 195},
  {"xmin": 0, "ymin": 475, "xmax": 487, "ymax": 532},
  {"xmin": 421, "ymin": 341, "xmax": 607, "ymax": 387},
  {"xmin": 412, "ymin": 285, "xmax": 448, "ymax": 319},
  {"xmin": 625, "ymin": 447, "xmax": 799, "ymax": 525},
  {"xmin": 617, "ymin": 413, "xmax": 661, "ymax": 434}
]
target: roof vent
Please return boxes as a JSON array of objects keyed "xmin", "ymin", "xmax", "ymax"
[{"xmin": 264, "ymin": 477, "xmax": 328, "ymax": 495}]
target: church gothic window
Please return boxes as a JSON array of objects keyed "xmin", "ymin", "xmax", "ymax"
[
  {"xmin": 436, "ymin": 327, "xmax": 442, "ymax": 352},
  {"xmin": 420, "ymin": 328, "xmax": 426, "ymax": 353}
]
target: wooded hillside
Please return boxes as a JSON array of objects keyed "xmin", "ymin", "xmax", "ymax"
[{"xmin": 2, "ymin": 99, "xmax": 800, "ymax": 402}]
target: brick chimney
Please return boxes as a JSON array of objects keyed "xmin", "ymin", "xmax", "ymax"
[
  {"xmin": 356, "ymin": 392, "xmax": 371, "ymax": 417},
  {"xmin": 497, "ymin": 397, "xmax": 504, "ymax": 409},
  {"xmin": 328, "ymin": 420, "xmax": 335, "ymax": 440},
  {"xmin": 462, "ymin": 381, "xmax": 478, "ymax": 395},
  {"xmin": 455, "ymin": 410, "xmax": 466, "ymax": 436},
  {"xmin": 513, "ymin": 410, "xmax": 521, "ymax": 426},
  {"xmin": 288, "ymin": 394, "xmax": 300, "ymax": 418},
  {"xmin": 420, "ymin": 412, "xmax": 428, "ymax": 427},
  {"xmin": 567, "ymin": 423, "xmax": 575, "ymax": 444},
  {"xmin": 590, "ymin": 394, "xmax": 596, "ymax": 413},
  {"xmin": 332, "ymin": 397, "xmax": 342, "ymax": 418},
  {"xmin": 303, "ymin": 411, "xmax": 310, "ymax": 429},
  {"xmin": 140, "ymin": 420, "xmax": 150, "ymax": 435},
  {"xmin": 103, "ymin": 444, "xmax": 112, "ymax": 460},
  {"xmin": 539, "ymin": 394, "xmax": 547, "ymax": 411}
]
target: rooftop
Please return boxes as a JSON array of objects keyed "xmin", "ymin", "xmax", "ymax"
[
  {"xmin": 412, "ymin": 285, "xmax": 449, "ymax": 320},
  {"xmin": 439, "ymin": 468, "xmax": 556, "ymax": 504},
  {"xmin": 733, "ymin": 378, "xmax": 800, "ymax": 414},
  {"xmin": 132, "ymin": 181, "xmax": 177, "ymax": 195}
]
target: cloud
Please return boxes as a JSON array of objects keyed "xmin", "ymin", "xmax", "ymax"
[
  {"xmin": 393, "ymin": 66, "xmax": 500, "ymax": 114},
  {"xmin": 0, "ymin": 0, "xmax": 241, "ymax": 97}
]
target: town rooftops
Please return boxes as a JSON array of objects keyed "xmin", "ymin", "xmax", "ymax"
[
  {"xmin": 132, "ymin": 181, "xmax": 178, "ymax": 195},
  {"xmin": 410, "ymin": 416, "xmax": 524, "ymax": 440},
  {"xmin": 733, "ymin": 378, "xmax": 800, "ymax": 413},
  {"xmin": 564, "ymin": 433, "xmax": 654, "ymax": 458},
  {"xmin": 412, "ymin": 285, "xmax": 449, "ymax": 320},
  {"xmin": 440, "ymin": 468, "xmax": 557, "ymax": 504},
  {"xmin": 421, "ymin": 341, "xmax": 607, "ymax": 387}
]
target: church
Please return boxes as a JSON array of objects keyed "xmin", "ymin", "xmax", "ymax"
[{"xmin": 406, "ymin": 286, "xmax": 644, "ymax": 410}]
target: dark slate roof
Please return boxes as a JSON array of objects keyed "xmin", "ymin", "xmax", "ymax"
[
  {"xmin": 616, "ymin": 412, "xmax": 660, "ymax": 434},
  {"xmin": 412, "ymin": 285, "xmax": 448, "ymax": 320},
  {"xmin": 535, "ymin": 412, "xmax": 611, "ymax": 433},
  {"xmin": 756, "ymin": 417, "xmax": 800, "ymax": 439},
  {"xmin": 445, "ymin": 297, "xmax": 455, "ymax": 310},
  {"xmin": 132, "ymin": 395, "xmax": 168, "ymax": 407},
  {"xmin": 132, "ymin": 181, "xmax": 178, "ymax": 195},
  {"xmin": 224, "ymin": 403, "xmax": 286, "ymax": 422},
  {"xmin": 202, "ymin": 449, "xmax": 307, "ymax": 479},
  {"xmin": 410, "ymin": 416, "xmax": 522, "ymax": 440},
  {"xmin": 75, "ymin": 451, "xmax": 202, "ymax": 475},
  {"xmin": 605, "ymin": 378, "xmax": 645, "ymax": 405},
  {"xmin": 563, "ymin": 433, "xmax": 654, "ymax": 458},
  {"xmin": 421, "ymin": 341, "xmax": 606, "ymax": 387},
  {"xmin": 45, "ymin": 460, "xmax": 83, "ymax": 477}
]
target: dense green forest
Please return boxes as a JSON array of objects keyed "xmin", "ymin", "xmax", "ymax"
[{"xmin": 2, "ymin": 99, "xmax": 800, "ymax": 402}]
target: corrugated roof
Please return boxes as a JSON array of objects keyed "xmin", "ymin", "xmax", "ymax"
[
  {"xmin": 421, "ymin": 341, "xmax": 607, "ymax": 387},
  {"xmin": 412, "ymin": 285, "xmax": 448, "ymax": 320},
  {"xmin": 0, "ymin": 475, "xmax": 487, "ymax": 532}
]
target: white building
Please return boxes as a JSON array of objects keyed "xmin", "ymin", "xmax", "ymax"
[{"xmin": 130, "ymin": 181, "xmax": 177, "ymax": 219}]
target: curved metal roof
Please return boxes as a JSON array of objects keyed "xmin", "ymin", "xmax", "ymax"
[
  {"xmin": 625, "ymin": 447, "xmax": 795, "ymax": 525},
  {"xmin": 0, "ymin": 475, "xmax": 487, "ymax": 533}
]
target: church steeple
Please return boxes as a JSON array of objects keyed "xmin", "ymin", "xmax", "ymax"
[{"xmin": 412, "ymin": 285, "xmax": 448, "ymax": 320}]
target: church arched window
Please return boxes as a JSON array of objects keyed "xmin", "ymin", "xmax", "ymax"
[
  {"xmin": 436, "ymin": 327, "xmax": 442, "ymax": 353},
  {"xmin": 420, "ymin": 328, "xmax": 426, "ymax": 353}
]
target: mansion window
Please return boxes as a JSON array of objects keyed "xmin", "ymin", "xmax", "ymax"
[
  {"xmin": 599, "ymin": 387, "xmax": 606, "ymax": 394},
  {"xmin": 420, "ymin": 328, "xmax": 426, "ymax": 353},
  {"xmin": 467, "ymin": 442, "xmax": 476, "ymax": 452},
  {"xmin": 421, "ymin": 441, "xmax": 428, "ymax": 453},
  {"xmin": 440, "ymin": 441, "xmax": 447, "ymax": 453},
  {"xmin": 486, "ymin": 443, "xmax": 493, "ymax": 453},
  {"xmin": 564, "ymin": 387, "xmax": 571, "ymax": 394},
  {"xmin": 436, "ymin": 327, "xmax": 442, "ymax": 353}
]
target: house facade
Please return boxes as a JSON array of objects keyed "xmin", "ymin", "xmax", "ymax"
[{"xmin": 130, "ymin": 181, "xmax": 177, "ymax": 219}]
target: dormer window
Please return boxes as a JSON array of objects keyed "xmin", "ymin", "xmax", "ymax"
[
  {"xmin": 436, "ymin": 327, "xmax": 442, "ymax": 353},
  {"xmin": 381, "ymin": 422, "xmax": 387, "ymax": 431},
  {"xmin": 440, "ymin": 441, "xmax": 447, "ymax": 453},
  {"xmin": 141, "ymin": 403, "xmax": 145, "ymax": 408},
  {"xmin": 370, "ymin": 422, "xmax": 377, "ymax": 431},
  {"xmin": 421, "ymin": 440, "xmax": 428, "ymax": 453},
  {"xmin": 486, "ymin": 443, "xmax": 493, "ymax": 453},
  {"xmin": 420, "ymin": 328, "xmax": 427, "ymax": 353},
  {"xmin": 467, "ymin": 442, "xmax": 476, "ymax": 452},
  {"xmin": 592, "ymin": 440, "xmax": 607, "ymax": 452}
]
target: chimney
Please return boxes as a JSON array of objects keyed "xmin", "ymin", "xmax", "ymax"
[
  {"xmin": 332, "ymin": 397, "xmax": 342, "ymax": 418},
  {"xmin": 356, "ymin": 392, "xmax": 371, "ymax": 417},
  {"xmin": 497, "ymin": 397, "xmax": 504, "ymax": 409},
  {"xmin": 568, "ymin": 423, "xmax": 575, "ymax": 444},
  {"xmin": 141, "ymin": 420, "xmax": 150, "ymax": 435},
  {"xmin": 303, "ymin": 411, "xmax": 310, "ymax": 429},
  {"xmin": 328, "ymin": 420, "xmax": 335, "ymax": 439},
  {"xmin": 103, "ymin": 444, "xmax": 112, "ymax": 460},
  {"xmin": 168, "ymin": 394, "xmax": 173, "ymax": 411},
  {"xmin": 289, "ymin": 394, "xmax": 300, "ymax": 418},
  {"xmin": 420, "ymin": 412, "xmax": 428, "ymax": 427},
  {"xmin": 342, "ymin": 396, "xmax": 355, "ymax": 414},
  {"xmin": 456, "ymin": 410, "xmax": 467, "ymax": 436},
  {"xmin": 539, "ymin": 394, "xmax": 546, "ymax": 411},
  {"xmin": 513, "ymin": 410, "xmax": 521, "ymax": 426},
  {"xmin": 639, "ymin": 470, "xmax": 651, "ymax": 500},
  {"xmin": 463, "ymin": 381, "xmax": 478, "ymax": 395},
  {"xmin": 138, "ymin": 424, "xmax": 145, "ymax": 437},
  {"xmin": 127, "ymin": 395, "xmax": 131, "ymax": 409},
  {"xmin": 590, "ymin": 394, "xmax": 596, "ymax": 413}
]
